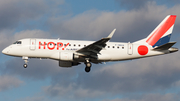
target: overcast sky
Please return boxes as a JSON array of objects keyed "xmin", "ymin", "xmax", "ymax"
[{"xmin": 0, "ymin": 0, "xmax": 180, "ymax": 101}]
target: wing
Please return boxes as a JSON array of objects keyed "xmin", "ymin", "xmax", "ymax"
[{"xmin": 76, "ymin": 29, "xmax": 116, "ymax": 59}]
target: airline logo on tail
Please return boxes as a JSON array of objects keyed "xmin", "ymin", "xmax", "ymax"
[{"xmin": 146, "ymin": 15, "xmax": 176, "ymax": 47}]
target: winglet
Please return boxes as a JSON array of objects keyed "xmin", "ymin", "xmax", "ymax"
[{"xmin": 107, "ymin": 29, "xmax": 116, "ymax": 38}]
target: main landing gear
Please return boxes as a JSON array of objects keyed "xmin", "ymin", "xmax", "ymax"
[
  {"xmin": 85, "ymin": 59, "xmax": 92, "ymax": 73},
  {"xmin": 22, "ymin": 56, "xmax": 28, "ymax": 68}
]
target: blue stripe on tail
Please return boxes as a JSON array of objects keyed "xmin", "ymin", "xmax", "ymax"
[{"xmin": 153, "ymin": 34, "xmax": 171, "ymax": 47}]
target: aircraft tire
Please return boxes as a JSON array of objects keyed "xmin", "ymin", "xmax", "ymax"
[
  {"xmin": 85, "ymin": 67, "xmax": 91, "ymax": 72},
  {"xmin": 85, "ymin": 62, "xmax": 91, "ymax": 72},
  {"xmin": 23, "ymin": 64, "xmax": 28, "ymax": 68}
]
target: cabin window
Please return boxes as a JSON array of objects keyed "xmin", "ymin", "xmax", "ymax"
[
  {"xmin": 69, "ymin": 44, "xmax": 71, "ymax": 46},
  {"xmin": 78, "ymin": 44, "xmax": 81, "ymax": 47},
  {"xmin": 117, "ymin": 46, "xmax": 119, "ymax": 49},
  {"xmin": 112, "ymin": 46, "xmax": 115, "ymax": 48},
  {"xmin": 108, "ymin": 46, "xmax": 110, "ymax": 48},
  {"xmin": 74, "ymin": 44, "xmax": 76, "ymax": 47},
  {"xmin": 59, "ymin": 44, "xmax": 62, "ymax": 46}
]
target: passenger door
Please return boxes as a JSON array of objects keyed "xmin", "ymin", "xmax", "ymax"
[
  {"xmin": 127, "ymin": 42, "xmax": 133, "ymax": 55},
  {"xmin": 30, "ymin": 39, "xmax": 36, "ymax": 50}
]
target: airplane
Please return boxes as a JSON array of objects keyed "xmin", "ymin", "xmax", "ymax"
[{"xmin": 2, "ymin": 15, "xmax": 178, "ymax": 72}]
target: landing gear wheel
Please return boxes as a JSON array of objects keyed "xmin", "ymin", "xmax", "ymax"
[
  {"xmin": 85, "ymin": 67, "xmax": 91, "ymax": 72},
  {"xmin": 85, "ymin": 62, "xmax": 92, "ymax": 73},
  {"xmin": 23, "ymin": 64, "xmax": 28, "ymax": 68}
]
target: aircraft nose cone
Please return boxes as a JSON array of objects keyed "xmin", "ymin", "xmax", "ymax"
[{"xmin": 2, "ymin": 48, "xmax": 9, "ymax": 54}]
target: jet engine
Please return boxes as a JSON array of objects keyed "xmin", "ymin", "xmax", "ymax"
[{"xmin": 59, "ymin": 52, "xmax": 80, "ymax": 67}]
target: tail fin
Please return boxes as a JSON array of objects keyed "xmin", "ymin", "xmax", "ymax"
[{"xmin": 134, "ymin": 15, "xmax": 176, "ymax": 47}]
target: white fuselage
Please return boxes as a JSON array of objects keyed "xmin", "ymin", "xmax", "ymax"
[{"xmin": 2, "ymin": 38, "xmax": 169, "ymax": 63}]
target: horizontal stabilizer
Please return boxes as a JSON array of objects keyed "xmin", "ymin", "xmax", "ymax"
[{"xmin": 153, "ymin": 42, "xmax": 176, "ymax": 51}]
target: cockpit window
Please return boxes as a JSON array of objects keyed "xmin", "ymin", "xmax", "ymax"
[{"xmin": 13, "ymin": 41, "xmax": 22, "ymax": 44}]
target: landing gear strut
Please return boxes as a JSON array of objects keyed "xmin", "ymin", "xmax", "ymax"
[
  {"xmin": 85, "ymin": 59, "xmax": 92, "ymax": 73},
  {"xmin": 22, "ymin": 56, "xmax": 28, "ymax": 68}
]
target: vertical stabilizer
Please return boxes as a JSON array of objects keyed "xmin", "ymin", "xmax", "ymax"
[{"xmin": 134, "ymin": 15, "xmax": 176, "ymax": 47}]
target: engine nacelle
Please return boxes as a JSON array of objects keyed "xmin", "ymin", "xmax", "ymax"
[
  {"xmin": 59, "ymin": 52, "xmax": 80, "ymax": 61},
  {"xmin": 59, "ymin": 61, "xmax": 80, "ymax": 67},
  {"xmin": 59, "ymin": 52, "xmax": 80, "ymax": 67}
]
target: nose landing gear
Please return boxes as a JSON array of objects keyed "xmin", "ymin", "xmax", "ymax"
[{"xmin": 22, "ymin": 56, "xmax": 28, "ymax": 68}]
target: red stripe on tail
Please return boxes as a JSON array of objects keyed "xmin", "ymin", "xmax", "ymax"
[{"xmin": 146, "ymin": 15, "xmax": 176, "ymax": 46}]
